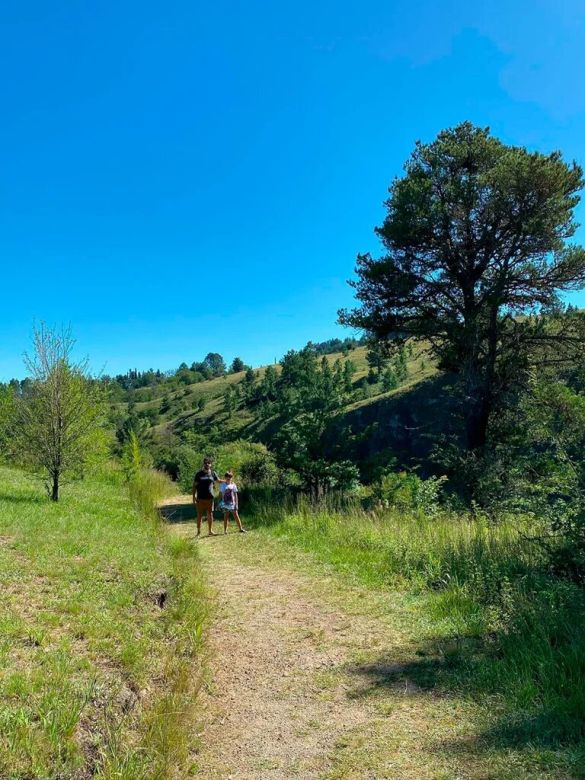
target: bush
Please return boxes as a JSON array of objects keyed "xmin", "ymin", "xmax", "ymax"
[
  {"xmin": 371, "ymin": 470, "xmax": 447, "ymax": 515},
  {"xmin": 239, "ymin": 447, "xmax": 279, "ymax": 486},
  {"xmin": 174, "ymin": 440, "xmax": 279, "ymax": 492},
  {"xmin": 176, "ymin": 446, "xmax": 204, "ymax": 492},
  {"xmin": 152, "ymin": 446, "xmax": 182, "ymax": 480},
  {"xmin": 211, "ymin": 441, "xmax": 278, "ymax": 486}
]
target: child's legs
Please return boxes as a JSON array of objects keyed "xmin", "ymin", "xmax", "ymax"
[
  {"xmin": 223, "ymin": 511, "xmax": 229, "ymax": 532},
  {"xmin": 232, "ymin": 510, "xmax": 243, "ymax": 530}
]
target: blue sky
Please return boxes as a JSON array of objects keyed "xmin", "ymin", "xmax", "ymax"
[{"xmin": 2, "ymin": 1, "xmax": 585, "ymax": 379}]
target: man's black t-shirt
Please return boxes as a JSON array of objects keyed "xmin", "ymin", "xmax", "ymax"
[{"xmin": 194, "ymin": 470, "xmax": 219, "ymax": 500}]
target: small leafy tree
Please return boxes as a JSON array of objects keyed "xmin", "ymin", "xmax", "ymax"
[
  {"xmin": 11, "ymin": 325, "xmax": 106, "ymax": 501},
  {"xmin": 273, "ymin": 412, "xmax": 358, "ymax": 500},
  {"xmin": 271, "ymin": 348, "xmax": 357, "ymax": 497},
  {"xmin": 176, "ymin": 367, "xmax": 195, "ymax": 385}
]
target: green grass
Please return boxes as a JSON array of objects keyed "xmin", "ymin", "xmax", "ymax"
[
  {"xmin": 247, "ymin": 497, "xmax": 585, "ymax": 777},
  {"xmin": 0, "ymin": 465, "xmax": 207, "ymax": 779}
]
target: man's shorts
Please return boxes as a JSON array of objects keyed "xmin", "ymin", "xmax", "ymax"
[{"xmin": 196, "ymin": 499, "xmax": 214, "ymax": 513}]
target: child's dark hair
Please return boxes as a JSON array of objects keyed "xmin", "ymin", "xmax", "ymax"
[{"xmin": 225, "ymin": 470, "xmax": 233, "ymax": 479}]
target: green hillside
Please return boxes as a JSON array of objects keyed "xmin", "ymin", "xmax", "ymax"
[{"xmin": 112, "ymin": 342, "xmax": 439, "ymax": 480}]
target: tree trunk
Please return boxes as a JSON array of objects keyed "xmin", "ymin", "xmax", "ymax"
[
  {"xmin": 464, "ymin": 396, "xmax": 491, "ymax": 451},
  {"xmin": 463, "ymin": 304, "xmax": 499, "ymax": 452},
  {"xmin": 51, "ymin": 471, "xmax": 59, "ymax": 502}
]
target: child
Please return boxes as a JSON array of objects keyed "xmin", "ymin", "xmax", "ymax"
[{"xmin": 219, "ymin": 471, "xmax": 246, "ymax": 534}]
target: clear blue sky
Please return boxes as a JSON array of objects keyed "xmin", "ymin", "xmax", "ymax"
[{"xmin": 2, "ymin": 1, "xmax": 585, "ymax": 379}]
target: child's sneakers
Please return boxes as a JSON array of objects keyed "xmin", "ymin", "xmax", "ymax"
[{"xmin": 239, "ymin": 528, "xmax": 247, "ymax": 533}]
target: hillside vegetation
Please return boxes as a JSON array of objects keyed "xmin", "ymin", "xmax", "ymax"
[
  {"xmin": 165, "ymin": 346, "xmax": 434, "ymax": 439},
  {"xmin": 107, "ymin": 341, "xmax": 439, "ymax": 490}
]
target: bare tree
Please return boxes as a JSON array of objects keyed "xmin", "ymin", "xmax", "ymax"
[{"xmin": 11, "ymin": 324, "xmax": 106, "ymax": 501}]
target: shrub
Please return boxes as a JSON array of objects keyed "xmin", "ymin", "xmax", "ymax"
[
  {"xmin": 174, "ymin": 440, "xmax": 279, "ymax": 492},
  {"xmin": 121, "ymin": 430, "xmax": 144, "ymax": 481},
  {"xmin": 176, "ymin": 446, "xmax": 205, "ymax": 492},
  {"xmin": 239, "ymin": 447, "xmax": 279, "ymax": 486},
  {"xmin": 371, "ymin": 470, "xmax": 447, "ymax": 515}
]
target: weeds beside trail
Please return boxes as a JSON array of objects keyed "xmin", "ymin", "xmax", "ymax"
[{"xmin": 0, "ymin": 466, "xmax": 207, "ymax": 780}]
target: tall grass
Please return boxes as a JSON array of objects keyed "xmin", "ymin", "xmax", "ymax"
[
  {"xmin": 251, "ymin": 495, "xmax": 541, "ymax": 585},
  {"xmin": 250, "ymin": 495, "xmax": 585, "ymax": 753},
  {"xmin": 128, "ymin": 466, "xmax": 177, "ymax": 525}
]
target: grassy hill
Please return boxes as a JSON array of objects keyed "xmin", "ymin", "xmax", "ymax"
[{"xmin": 0, "ymin": 466, "xmax": 206, "ymax": 779}]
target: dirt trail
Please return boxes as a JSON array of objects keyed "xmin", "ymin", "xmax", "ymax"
[{"xmin": 162, "ymin": 500, "xmax": 503, "ymax": 779}]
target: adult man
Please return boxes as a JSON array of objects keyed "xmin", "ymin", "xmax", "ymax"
[{"xmin": 192, "ymin": 457, "xmax": 223, "ymax": 536}]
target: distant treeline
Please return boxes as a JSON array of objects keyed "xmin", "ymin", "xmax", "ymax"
[
  {"xmin": 108, "ymin": 336, "xmax": 365, "ymax": 391},
  {"xmin": 0, "ymin": 337, "xmax": 366, "ymax": 398}
]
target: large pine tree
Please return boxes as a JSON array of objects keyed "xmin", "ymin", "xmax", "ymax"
[{"xmin": 340, "ymin": 122, "xmax": 585, "ymax": 451}]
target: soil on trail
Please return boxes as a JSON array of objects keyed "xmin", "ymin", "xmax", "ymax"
[{"xmin": 162, "ymin": 499, "xmax": 537, "ymax": 780}]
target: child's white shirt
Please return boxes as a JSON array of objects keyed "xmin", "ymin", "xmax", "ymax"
[{"xmin": 220, "ymin": 481, "xmax": 238, "ymax": 497}]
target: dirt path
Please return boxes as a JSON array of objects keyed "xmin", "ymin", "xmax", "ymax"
[{"xmin": 162, "ymin": 500, "xmax": 529, "ymax": 779}]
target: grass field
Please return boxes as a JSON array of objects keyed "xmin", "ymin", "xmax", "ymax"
[
  {"xmin": 0, "ymin": 466, "xmax": 207, "ymax": 780},
  {"xmin": 246, "ymin": 497, "xmax": 585, "ymax": 778}
]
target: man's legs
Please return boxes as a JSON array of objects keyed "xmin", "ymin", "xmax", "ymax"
[{"xmin": 207, "ymin": 504, "xmax": 217, "ymax": 536}]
